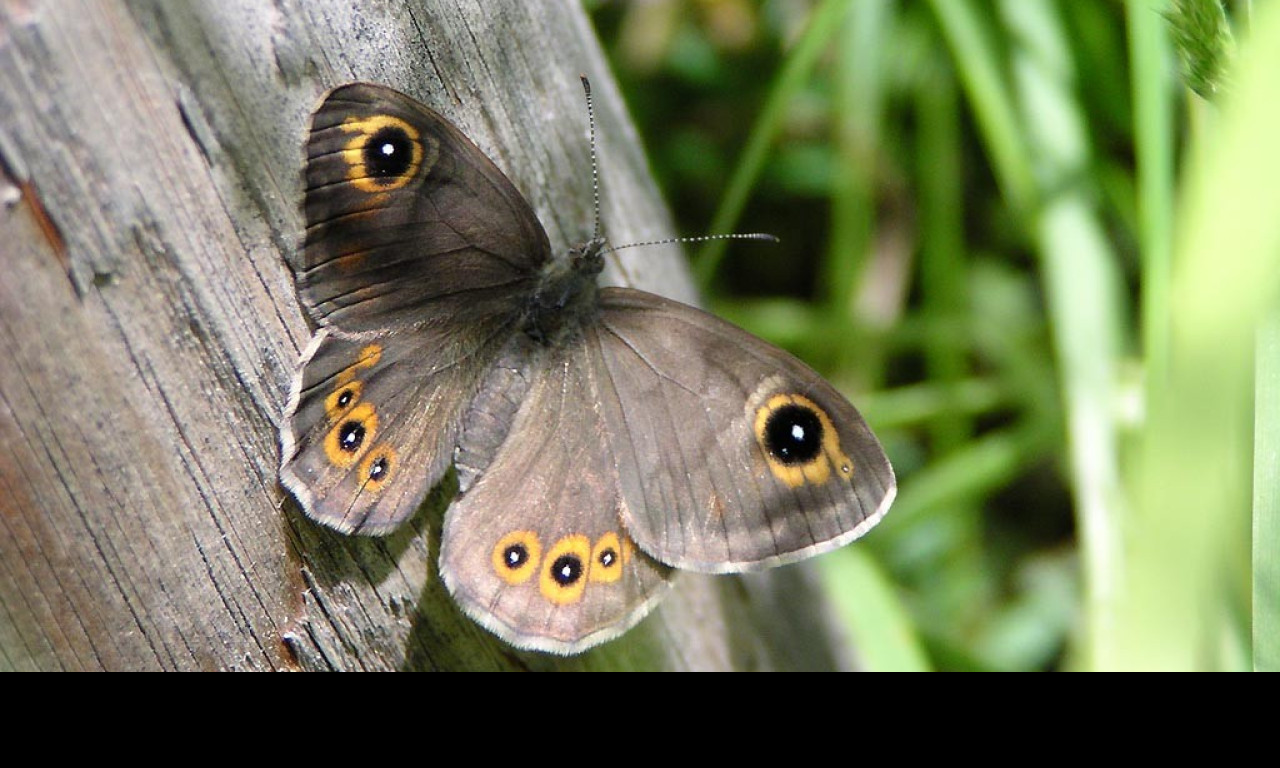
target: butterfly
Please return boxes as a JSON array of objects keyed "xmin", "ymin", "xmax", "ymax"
[{"xmin": 279, "ymin": 81, "xmax": 895, "ymax": 654}]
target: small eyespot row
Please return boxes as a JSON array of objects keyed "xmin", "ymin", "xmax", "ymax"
[
  {"xmin": 491, "ymin": 531, "xmax": 630, "ymax": 600},
  {"xmin": 321, "ymin": 345, "xmax": 396, "ymax": 486}
]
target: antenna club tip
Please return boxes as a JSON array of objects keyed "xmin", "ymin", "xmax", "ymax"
[{"xmin": 580, "ymin": 74, "xmax": 592, "ymax": 94}]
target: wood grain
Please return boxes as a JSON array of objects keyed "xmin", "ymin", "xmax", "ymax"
[{"xmin": 0, "ymin": 0, "xmax": 855, "ymax": 670}]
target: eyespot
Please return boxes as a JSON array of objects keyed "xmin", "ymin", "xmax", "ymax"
[
  {"xmin": 323, "ymin": 403, "xmax": 377, "ymax": 468},
  {"xmin": 753, "ymin": 394, "xmax": 852, "ymax": 488},
  {"xmin": 359, "ymin": 445, "xmax": 396, "ymax": 491},
  {"xmin": 589, "ymin": 532, "xmax": 624, "ymax": 584},
  {"xmin": 325, "ymin": 381, "xmax": 363, "ymax": 419},
  {"xmin": 540, "ymin": 535, "xmax": 591, "ymax": 605},
  {"xmin": 492, "ymin": 531, "xmax": 541, "ymax": 586},
  {"xmin": 339, "ymin": 422, "xmax": 364, "ymax": 450},
  {"xmin": 339, "ymin": 115, "xmax": 436, "ymax": 193},
  {"xmin": 763, "ymin": 403, "xmax": 823, "ymax": 464},
  {"xmin": 364, "ymin": 126, "xmax": 413, "ymax": 178}
]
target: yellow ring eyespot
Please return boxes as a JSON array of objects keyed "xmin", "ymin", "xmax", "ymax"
[
  {"xmin": 323, "ymin": 402, "xmax": 378, "ymax": 468},
  {"xmin": 589, "ymin": 532, "xmax": 624, "ymax": 584},
  {"xmin": 540, "ymin": 535, "xmax": 592, "ymax": 605},
  {"xmin": 325, "ymin": 380, "xmax": 363, "ymax": 419},
  {"xmin": 492, "ymin": 531, "xmax": 541, "ymax": 586},
  {"xmin": 358, "ymin": 444, "xmax": 396, "ymax": 492},
  {"xmin": 339, "ymin": 115, "xmax": 436, "ymax": 193},
  {"xmin": 753, "ymin": 394, "xmax": 853, "ymax": 488}
]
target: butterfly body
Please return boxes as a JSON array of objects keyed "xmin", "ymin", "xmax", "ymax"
[{"xmin": 281, "ymin": 83, "xmax": 895, "ymax": 654}]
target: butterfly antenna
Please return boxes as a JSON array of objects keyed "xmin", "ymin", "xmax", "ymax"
[
  {"xmin": 580, "ymin": 75, "xmax": 602, "ymax": 243},
  {"xmin": 577, "ymin": 76, "xmax": 776, "ymax": 265},
  {"xmin": 604, "ymin": 232, "xmax": 779, "ymax": 255}
]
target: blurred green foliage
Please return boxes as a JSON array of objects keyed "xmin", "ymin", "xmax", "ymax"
[{"xmin": 589, "ymin": 0, "xmax": 1273, "ymax": 671}]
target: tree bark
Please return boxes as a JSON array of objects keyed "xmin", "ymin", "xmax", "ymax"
[{"xmin": 0, "ymin": 0, "xmax": 856, "ymax": 670}]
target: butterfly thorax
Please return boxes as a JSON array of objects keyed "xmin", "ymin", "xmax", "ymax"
[{"xmin": 525, "ymin": 236, "xmax": 607, "ymax": 345}]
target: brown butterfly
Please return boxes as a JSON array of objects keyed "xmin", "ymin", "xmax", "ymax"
[{"xmin": 280, "ymin": 83, "xmax": 895, "ymax": 654}]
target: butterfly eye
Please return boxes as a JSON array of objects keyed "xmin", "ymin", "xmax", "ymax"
[
  {"xmin": 589, "ymin": 532, "xmax": 625, "ymax": 584},
  {"xmin": 540, "ymin": 535, "xmax": 592, "ymax": 604},
  {"xmin": 492, "ymin": 531, "xmax": 541, "ymax": 585},
  {"xmin": 754, "ymin": 394, "xmax": 852, "ymax": 488}
]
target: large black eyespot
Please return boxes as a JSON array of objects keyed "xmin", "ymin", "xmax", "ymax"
[
  {"xmin": 364, "ymin": 126, "xmax": 414, "ymax": 179},
  {"xmin": 551, "ymin": 554, "xmax": 584, "ymax": 586},
  {"xmin": 763, "ymin": 404, "xmax": 823, "ymax": 465},
  {"xmin": 338, "ymin": 421, "xmax": 365, "ymax": 453}
]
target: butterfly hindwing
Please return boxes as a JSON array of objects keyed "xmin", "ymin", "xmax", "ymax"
[
  {"xmin": 590, "ymin": 288, "xmax": 896, "ymax": 572},
  {"xmin": 439, "ymin": 336, "xmax": 673, "ymax": 655}
]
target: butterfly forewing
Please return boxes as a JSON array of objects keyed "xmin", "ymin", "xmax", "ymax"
[
  {"xmin": 284, "ymin": 83, "xmax": 553, "ymax": 533},
  {"xmin": 591, "ymin": 288, "xmax": 896, "ymax": 572},
  {"xmin": 301, "ymin": 83, "xmax": 551, "ymax": 333}
]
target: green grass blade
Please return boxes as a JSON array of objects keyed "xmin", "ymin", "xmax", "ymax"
[
  {"xmin": 692, "ymin": 0, "xmax": 848, "ymax": 285},
  {"xmin": 1254, "ymin": 309, "xmax": 1280, "ymax": 670},
  {"xmin": 927, "ymin": 0, "xmax": 1036, "ymax": 218},
  {"xmin": 916, "ymin": 54, "xmax": 970, "ymax": 455},
  {"xmin": 826, "ymin": 0, "xmax": 891, "ymax": 317},
  {"xmin": 996, "ymin": 0, "xmax": 1129, "ymax": 670},
  {"xmin": 1120, "ymin": 2, "xmax": 1280, "ymax": 670},
  {"xmin": 1128, "ymin": 0, "xmax": 1176, "ymax": 384}
]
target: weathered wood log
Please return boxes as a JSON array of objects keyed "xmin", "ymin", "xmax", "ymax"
[{"xmin": 0, "ymin": 0, "xmax": 856, "ymax": 670}]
